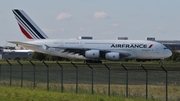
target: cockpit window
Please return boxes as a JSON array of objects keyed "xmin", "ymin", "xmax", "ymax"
[{"xmin": 164, "ymin": 47, "xmax": 168, "ymax": 49}]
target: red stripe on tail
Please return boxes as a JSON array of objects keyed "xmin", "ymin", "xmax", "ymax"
[{"xmin": 18, "ymin": 23, "xmax": 33, "ymax": 39}]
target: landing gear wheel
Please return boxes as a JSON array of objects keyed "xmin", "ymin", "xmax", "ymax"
[{"xmin": 159, "ymin": 59, "xmax": 163, "ymax": 66}]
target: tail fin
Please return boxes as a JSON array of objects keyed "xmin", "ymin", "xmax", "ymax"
[{"xmin": 12, "ymin": 9, "xmax": 48, "ymax": 39}]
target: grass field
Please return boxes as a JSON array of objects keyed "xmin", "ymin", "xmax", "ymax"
[
  {"xmin": 0, "ymin": 60, "xmax": 180, "ymax": 101},
  {"xmin": 0, "ymin": 86, "xmax": 159, "ymax": 101}
]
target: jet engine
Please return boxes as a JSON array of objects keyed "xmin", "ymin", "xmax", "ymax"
[
  {"xmin": 105, "ymin": 52, "xmax": 120, "ymax": 60},
  {"xmin": 85, "ymin": 50, "xmax": 100, "ymax": 58}
]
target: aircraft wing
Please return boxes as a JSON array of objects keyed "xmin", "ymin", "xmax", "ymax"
[
  {"xmin": 62, "ymin": 48, "xmax": 90, "ymax": 55},
  {"xmin": 43, "ymin": 44, "xmax": 131, "ymax": 58},
  {"xmin": 61, "ymin": 48, "xmax": 131, "ymax": 58}
]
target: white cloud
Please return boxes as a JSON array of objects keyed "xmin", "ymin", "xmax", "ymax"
[
  {"xmin": 56, "ymin": 13, "xmax": 72, "ymax": 20},
  {"xmin": 80, "ymin": 28, "xmax": 84, "ymax": 30},
  {"xmin": 42, "ymin": 28, "xmax": 56, "ymax": 34},
  {"xmin": 94, "ymin": 12, "xmax": 109, "ymax": 19},
  {"xmin": 155, "ymin": 27, "xmax": 162, "ymax": 31},
  {"xmin": 60, "ymin": 28, "xmax": 65, "ymax": 31},
  {"xmin": 155, "ymin": 27, "xmax": 168, "ymax": 34},
  {"xmin": 111, "ymin": 23, "xmax": 119, "ymax": 27}
]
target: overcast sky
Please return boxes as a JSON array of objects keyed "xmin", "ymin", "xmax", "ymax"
[{"xmin": 0, "ymin": 0, "xmax": 180, "ymax": 46}]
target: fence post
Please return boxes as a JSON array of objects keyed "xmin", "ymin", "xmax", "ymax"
[
  {"xmin": 140, "ymin": 64, "xmax": 148, "ymax": 99},
  {"xmin": 0, "ymin": 64, "xmax": 1, "ymax": 81},
  {"xmin": 71, "ymin": 62, "xmax": 78, "ymax": 93},
  {"xmin": 104, "ymin": 63, "xmax": 110, "ymax": 96},
  {"xmin": 6, "ymin": 60, "xmax": 12, "ymax": 86},
  {"xmin": 29, "ymin": 60, "xmax": 36, "ymax": 89},
  {"xmin": 56, "ymin": 61, "xmax": 64, "ymax": 93},
  {"xmin": 42, "ymin": 61, "xmax": 49, "ymax": 91},
  {"xmin": 17, "ymin": 60, "xmax": 23, "ymax": 88},
  {"xmin": 121, "ymin": 64, "xmax": 128, "ymax": 97},
  {"xmin": 160, "ymin": 65, "xmax": 168, "ymax": 101},
  {"xmin": 86, "ymin": 63, "xmax": 94, "ymax": 94}
]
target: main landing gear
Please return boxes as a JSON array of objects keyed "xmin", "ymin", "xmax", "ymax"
[
  {"xmin": 159, "ymin": 59, "xmax": 163, "ymax": 66},
  {"xmin": 84, "ymin": 60, "xmax": 102, "ymax": 64}
]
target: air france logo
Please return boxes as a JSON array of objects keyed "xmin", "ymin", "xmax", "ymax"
[
  {"xmin": 148, "ymin": 44, "xmax": 153, "ymax": 48},
  {"xmin": 111, "ymin": 44, "xmax": 153, "ymax": 48}
]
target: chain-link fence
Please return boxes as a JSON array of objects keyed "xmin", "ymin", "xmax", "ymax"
[{"xmin": 0, "ymin": 60, "xmax": 180, "ymax": 101}]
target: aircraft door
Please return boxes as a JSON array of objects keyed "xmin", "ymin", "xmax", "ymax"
[
  {"xmin": 60, "ymin": 41, "xmax": 64, "ymax": 47},
  {"xmin": 132, "ymin": 49, "xmax": 137, "ymax": 57},
  {"xmin": 80, "ymin": 42, "xmax": 84, "ymax": 48},
  {"xmin": 155, "ymin": 48, "xmax": 160, "ymax": 54}
]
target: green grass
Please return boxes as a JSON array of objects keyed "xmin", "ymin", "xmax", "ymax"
[
  {"xmin": 0, "ymin": 86, "xmax": 158, "ymax": 101},
  {"xmin": 0, "ymin": 81, "xmax": 179, "ymax": 101}
]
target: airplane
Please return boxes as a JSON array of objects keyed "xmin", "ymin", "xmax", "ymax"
[{"xmin": 9, "ymin": 9, "xmax": 172, "ymax": 63}]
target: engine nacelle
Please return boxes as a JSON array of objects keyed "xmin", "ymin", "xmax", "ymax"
[
  {"xmin": 85, "ymin": 50, "xmax": 100, "ymax": 58},
  {"xmin": 105, "ymin": 52, "xmax": 120, "ymax": 60}
]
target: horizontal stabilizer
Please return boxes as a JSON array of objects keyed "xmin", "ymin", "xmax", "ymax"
[{"xmin": 8, "ymin": 41, "xmax": 41, "ymax": 47}]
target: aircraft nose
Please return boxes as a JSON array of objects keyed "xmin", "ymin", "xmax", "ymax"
[{"xmin": 166, "ymin": 49, "xmax": 172, "ymax": 57}]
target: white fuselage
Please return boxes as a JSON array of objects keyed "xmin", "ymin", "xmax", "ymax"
[
  {"xmin": 18, "ymin": 39, "xmax": 172, "ymax": 60},
  {"xmin": 11, "ymin": 9, "xmax": 172, "ymax": 61}
]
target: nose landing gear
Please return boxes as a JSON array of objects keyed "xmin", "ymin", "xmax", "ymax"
[{"xmin": 159, "ymin": 59, "xmax": 164, "ymax": 65}]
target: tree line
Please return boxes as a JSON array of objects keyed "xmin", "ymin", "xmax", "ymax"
[
  {"xmin": 29, "ymin": 51, "xmax": 180, "ymax": 62},
  {"xmin": 165, "ymin": 51, "xmax": 180, "ymax": 61},
  {"xmin": 29, "ymin": 52, "xmax": 70, "ymax": 61}
]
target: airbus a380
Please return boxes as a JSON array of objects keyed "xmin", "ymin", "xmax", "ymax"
[{"xmin": 9, "ymin": 9, "xmax": 172, "ymax": 63}]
